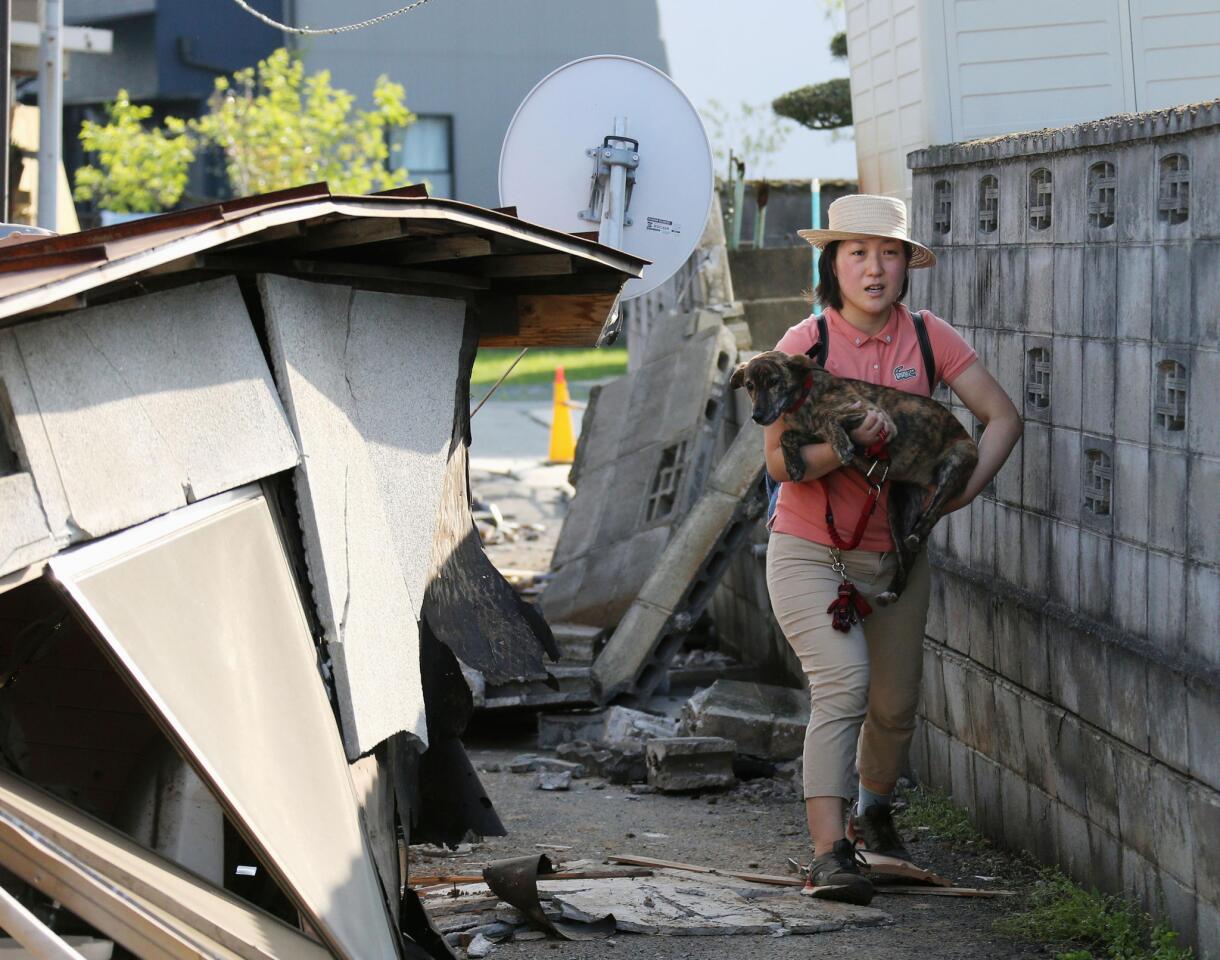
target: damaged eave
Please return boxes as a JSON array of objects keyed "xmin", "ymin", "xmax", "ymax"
[{"xmin": 0, "ymin": 191, "xmax": 649, "ymax": 346}]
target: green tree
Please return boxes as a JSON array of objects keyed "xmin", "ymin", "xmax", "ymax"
[
  {"xmin": 73, "ymin": 91, "xmax": 196, "ymax": 213},
  {"xmin": 772, "ymin": 31, "xmax": 852, "ymax": 132},
  {"xmin": 74, "ymin": 49, "xmax": 416, "ymax": 211},
  {"xmin": 192, "ymin": 48, "xmax": 414, "ymax": 196}
]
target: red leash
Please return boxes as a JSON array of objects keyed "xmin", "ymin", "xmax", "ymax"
[{"xmin": 821, "ymin": 429, "xmax": 890, "ymax": 631}]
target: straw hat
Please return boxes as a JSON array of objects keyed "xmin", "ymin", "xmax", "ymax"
[{"xmin": 797, "ymin": 194, "xmax": 936, "ymax": 268}]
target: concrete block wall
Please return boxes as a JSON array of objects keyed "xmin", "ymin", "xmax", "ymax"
[{"xmin": 907, "ymin": 101, "xmax": 1220, "ymax": 955}]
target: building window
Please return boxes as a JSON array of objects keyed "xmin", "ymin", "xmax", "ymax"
[
  {"xmin": 1158, "ymin": 154, "xmax": 1190, "ymax": 225},
  {"xmin": 933, "ymin": 179, "xmax": 952, "ymax": 235},
  {"xmin": 1154, "ymin": 360, "xmax": 1188, "ymax": 431},
  {"xmin": 1028, "ymin": 167, "xmax": 1052, "ymax": 231},
  {"xmin": 977, "ymin": 175, "xmax": 998, "ymax": 233},
  {"xmin": 390, "ymin": 115, "xmax": 454, "ymax": 198},
  {"xmin": 1084, "ymin": 450, "xmax": 1112, "ymax": 516},
  {"xmin": 646, "ymin": 440, "xmax": 689, "ymax": 522},
  {"xmin": 1026, "ymin": 347, "xmax": 1051, "ymax": 409},
  {"xmin": 1087, "ymin": 161, "xmax": 1116, "ymax": 228}
]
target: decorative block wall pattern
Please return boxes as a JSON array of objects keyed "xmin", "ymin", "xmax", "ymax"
[{"xmin": 908, "ymin": 100, "xmax": 1220, "ymax": 956}]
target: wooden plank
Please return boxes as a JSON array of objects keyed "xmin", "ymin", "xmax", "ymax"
[
  {"xmin": 871, "ymin": 886, "xmax": 1015, "ymax": 897},
  {"xmin": 479, "ymin": 293, "xmax": 617, "ymax": 348},
  {"xmin": 391, "ymin": 235, "xmax": 492, "ymax": 264},
  {"xmin": 860, "ymin": 851, "xmax": 951, "ymax": 886},
  {"xmin": 607, "ymin": 854, "xmax": 801, "ymax": 888},
  {"xmin": 409, "ymin": 868, "xmax": 653, "ymax": 888}
]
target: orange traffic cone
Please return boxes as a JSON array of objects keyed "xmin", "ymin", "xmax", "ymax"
[{"xmin": 548, "ymin": 366, "xmax": 576, "ymax": 464}]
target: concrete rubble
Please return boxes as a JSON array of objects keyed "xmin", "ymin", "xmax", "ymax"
[
  {"xmin": 680, "ymin": 679, "xmax": 811, "ymax": 761},
  {"xmin": 646, "ymin": 736, "xmax": 737, "ymax": 793}
]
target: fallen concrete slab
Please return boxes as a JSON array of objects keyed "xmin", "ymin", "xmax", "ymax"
[
  {"xmin": 541, "ymin": 322, "xmax": 738, "ymax": 630},
  {"xmin": 591, "ymin": 422, "xmax": 767, "ymax": 703},
  {"xmin": 680, "ymin": 679, "xmax": 810, "ymax": 761}
]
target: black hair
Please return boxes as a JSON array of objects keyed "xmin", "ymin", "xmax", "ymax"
[{"xmin": 812, "ymin": 240, "xmax": 913, "ymax": 309}]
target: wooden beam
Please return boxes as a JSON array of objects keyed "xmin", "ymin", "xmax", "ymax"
[
  {"xmin": 473, "ymin": 254, "xmax": 573, "ymax": 278},
  {"xmin": 289, "ymin": 217, "xmax": 410, "ymax": 253},
  {"xmin": 390, "ymin": 235, "xmax": 492, "ymax": 264},
  {"xmin": 199, "ymin": 255, "xmax": 491, "ymax": 290},
  {"xmin": 479, "ymin": 293, "xmax": 617, "ymax": 348}
]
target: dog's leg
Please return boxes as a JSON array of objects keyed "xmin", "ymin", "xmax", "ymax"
[
  {"xmin": 905, "ymin": 443, "xmax": 977, "ymax": 547},
  {"xmin": 878, "ymin": 483, "xmax": 922, "ymax": 604},
  {"xmin": 780, "ymin": 429, "xmax": 814, "ymax": 482},
  {"xmin": 822, "ymin": 419, "xmax": 858, "ymax": 467}
]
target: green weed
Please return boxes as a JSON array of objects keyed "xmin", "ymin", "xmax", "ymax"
[
  {"xmin": 894, "ymin": 784, "xmax": 985, "ymax": 845},
  {"xmin": 995, "ymin": 869, "xmax": 1194, "ymax": 960}
]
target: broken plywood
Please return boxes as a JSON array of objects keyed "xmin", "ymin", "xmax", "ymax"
[
  {"xmin": 2, "ymin": 277, "xmax": 298, "ymax": 553},
  {"xmin": 49, "ymin": 487, "xmax": 400, "ymax": 960},
  {"xmin": 260, "ymin": 273, "xmax": 465, "ymax": 757}
]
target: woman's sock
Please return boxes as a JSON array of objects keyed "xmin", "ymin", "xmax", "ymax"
[{"xmin": 857, "ymin": 784, "xmax": 892, "ymax": 816}]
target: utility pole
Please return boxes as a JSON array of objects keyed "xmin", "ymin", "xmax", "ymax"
[
  {"xmin": 1, "ymin": 0, "xmax": 10, "ymax": 222},
  {"xmin": 37, "ymin": 0, "xmax": 61, "ymax": 230}
]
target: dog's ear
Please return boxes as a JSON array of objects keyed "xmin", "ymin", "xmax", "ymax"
[
  {"xmin": 729, "ymin": 362, "xmax": 748, "ymax": 390},
  {"xmin": 785, "ymin": 352, "xmax": 814, "ymax": 377}
]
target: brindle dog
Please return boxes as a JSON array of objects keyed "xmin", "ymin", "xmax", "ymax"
[{"xmin": 731, "ymin": 350, "xmax": 978, "ymax": 603}]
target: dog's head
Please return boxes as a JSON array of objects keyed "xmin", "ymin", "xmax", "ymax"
[{"xmin": 730, "ymin": 351, "xmax": 819, "ymax": 426}]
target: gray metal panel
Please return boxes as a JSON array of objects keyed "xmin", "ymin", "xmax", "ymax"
[
  {"xmin": 9, "ymin": 277, "xmax": 300, "ymax": 543},
  {"xmin": 261, "ymin": 274, "xmax": 463, "ymax": 758},
  {"xmin": 49, "ymin": 487, "xmax": 400, "ymax": 960},
  {"xmin": 293, "ymin": 0, "xmax": 669, "ymax": 207}
]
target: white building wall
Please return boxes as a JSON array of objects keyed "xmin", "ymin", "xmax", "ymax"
[{"xmin": 849, "ymin": 0, "xmax": 1220, "ymax": 202}]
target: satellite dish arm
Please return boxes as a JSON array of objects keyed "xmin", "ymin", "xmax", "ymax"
[{"xmin": 578, "ymin": 117, "xmax": 640, "ymax": 251}]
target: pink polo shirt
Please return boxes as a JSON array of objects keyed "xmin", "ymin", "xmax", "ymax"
[{"xmin": 771, "ymin": 304, "xmax": 977, "ymax": 552}]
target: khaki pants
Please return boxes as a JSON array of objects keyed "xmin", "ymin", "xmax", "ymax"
[{"xmin": 766, "ymin": 532, "xmax": 931, "ymax": 801}]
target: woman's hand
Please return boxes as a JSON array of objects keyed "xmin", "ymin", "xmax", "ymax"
[{"xmin": 849, "ymin": 407, "xmax": 894, "ymax": 447}]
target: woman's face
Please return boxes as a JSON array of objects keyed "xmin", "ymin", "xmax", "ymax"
[{"xmin": 833, "ymin": 237, "xmax": 908, "ymax": 320}]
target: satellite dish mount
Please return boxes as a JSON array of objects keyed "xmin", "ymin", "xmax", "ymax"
[{"xmin": 578, "ymin": 120, "xmax": 640, "ymax": 251}]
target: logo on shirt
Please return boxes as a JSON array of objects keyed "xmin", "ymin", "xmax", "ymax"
[{"xmin": 894, "ymin": 365, "xmax": 919, "ymax": 382}]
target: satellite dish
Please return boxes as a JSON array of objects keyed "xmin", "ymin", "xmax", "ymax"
[{"xmin": 499, "ymin": 55, "xmax": 713, "ymax": 301}]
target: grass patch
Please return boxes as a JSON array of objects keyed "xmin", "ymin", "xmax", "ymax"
[
  {"xmin": 894, "ymin": 784, "xmax": 985, "ymax": 846},
  {"xmin": 471, "ymin": 347, "xmax": 628, "ymax": 387},
  {"xmin": 995, "ymin": 869, "xmax": 1193, "ymax": 960}
]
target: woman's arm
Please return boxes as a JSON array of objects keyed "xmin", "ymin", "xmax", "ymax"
[
  {"xmin": 764, "ymin": 409, "xmax": 892, "ymax": 483},
  {"xmin": 942, "ymin": 360, "xmax": 1022, "ymax": 512}
]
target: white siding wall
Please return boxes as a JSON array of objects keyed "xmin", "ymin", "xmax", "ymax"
[{"xmin": 849, "ymin": 0, "xmax": 1220, "ymax": 203}]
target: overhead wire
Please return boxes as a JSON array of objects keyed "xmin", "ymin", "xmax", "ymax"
[{"xmin": 226, "ymin": 0, "xmax": 436, "ymax": 35}]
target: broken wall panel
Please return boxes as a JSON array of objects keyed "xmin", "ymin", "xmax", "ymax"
[
  {"xmin": 49, "ymin": 487, "xmax": 400, "ymax": 960},
  {"xmin": 0, "ymin": 769, "xmax": 332, "ymax": 960},
  {"xmin": 542, "ymin": 320, "xmax": 737, "ymax": 630},
  {"xmin": 260, "ymin": 273, "xmax": 465, "ymax": 758},
  {"xmin": 0, "ymin": 278, "xmax": 298, "ymax": 563}
]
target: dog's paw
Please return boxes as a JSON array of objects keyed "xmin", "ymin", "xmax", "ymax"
[
  {"xmin": 904, "ymin": 533, "xmax": 922, "ymax": 549},
  {"xmin": 876, "ymin": 591, "xmax": 899, "ymax": 606}
]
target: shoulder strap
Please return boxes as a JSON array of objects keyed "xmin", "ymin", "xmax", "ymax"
[
  {"xmin": 805, "ymin": 313, "xmax": 829, "ymax": 368},
  {"xmin": 912, "ymin": 310, "xmax": 937, "ymax": 396}
]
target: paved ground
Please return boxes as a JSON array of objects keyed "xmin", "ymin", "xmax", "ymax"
[{"xmin": 436, "ymin": 722, "xmax": 1044, "ymax": 959}]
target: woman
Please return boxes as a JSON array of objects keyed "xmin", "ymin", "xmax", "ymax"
[{"xmin": 765, "ymin": 195, "xmax": 1021, "ymax": 905}]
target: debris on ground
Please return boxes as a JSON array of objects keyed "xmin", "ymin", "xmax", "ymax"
[{"xmin": 645, "ymin": 736, "xmax": 737, "ymax": 793}]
